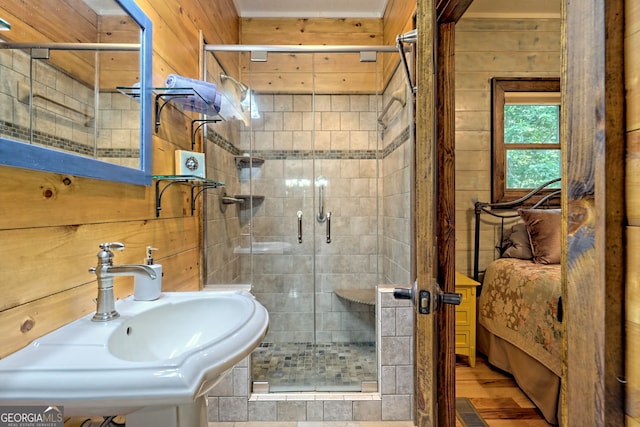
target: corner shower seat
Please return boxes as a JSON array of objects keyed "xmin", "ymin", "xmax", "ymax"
[{"xmin": 335, "ymin": 288, "xmax": 376, "ymax": 305}]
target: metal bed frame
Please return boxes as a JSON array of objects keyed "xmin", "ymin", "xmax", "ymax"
[{"xmin": 473, "ymin": 178, "xmax": 561, "ymax": 281}]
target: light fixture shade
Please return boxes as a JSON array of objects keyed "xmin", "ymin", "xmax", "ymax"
[{"xmin": 0, "ymin": 17, "xmax": 11, "ymax": 31}]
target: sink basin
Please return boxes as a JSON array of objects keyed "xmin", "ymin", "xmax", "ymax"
[
  {"xmin": 0, "ymin": 290, "xmax": 268, "ymax": 419},
  {"xmin": 108, "ymin": 296, "xmax": 254, "ymax": 362}
]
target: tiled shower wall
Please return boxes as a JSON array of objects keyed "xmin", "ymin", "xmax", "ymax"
[
  {"xmin": 202, "ymin": 53, "xmax": 247, "ymax": 286},
  {"xmin": 203, "ymin": 58, "xmax": 412, "ymax": 335},
  {"xmin": 238, "ymin": 91, "xmax": 381, "ymax": 344},
  {"xmin": 381, "ymin": 70, "xmax": 412, "ymax": 286},
  {"xmin": 0, "ymin": 48, "xmax": 140, "ymax": 167}
]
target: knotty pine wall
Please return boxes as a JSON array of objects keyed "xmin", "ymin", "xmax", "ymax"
[
  {"xmin": 454, "ymin": 17, "xmax": 562, "ymax": 276},
  {"xmin": 239, "ymin": 18, "xmax": 385, "ymax": 94},
  {"xmin": 0, "ymin": 0, "xmax": 239, "ymax": 359},
  {"xmin": 626, "ymin": 1, "xmax": 640, "ymax": 424},
  {"xmin": 239, "ymin": 0, "xmax": 415, "ymax": 94},
  {"xmin": 0, "ymin": 0, "xmax": 139, "ymax": 90}
]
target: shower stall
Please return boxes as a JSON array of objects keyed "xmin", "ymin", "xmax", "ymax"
[{"xmin": 202, "ymin": 44, "xmax": 413, "ymax": 394}]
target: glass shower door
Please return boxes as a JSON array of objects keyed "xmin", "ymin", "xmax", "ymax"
[
  {"xmin": 243, "ymin": 51, "xmax": 381, "ymax": 393},
  {"xmin": 310, "ymin": 87, "xmax": 380, "ymax": 391},
  {"xmin": 246, "ymin": 52, "xmax": 318, "ymax": 392}
]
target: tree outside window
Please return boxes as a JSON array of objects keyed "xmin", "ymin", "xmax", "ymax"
[{"xmin": 491, "ymin": 77, "xmax": 561, "ymax": 204}]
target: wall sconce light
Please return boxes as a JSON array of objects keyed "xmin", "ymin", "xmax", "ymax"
[{"xmin": 0, "ymin": 18, "xmax": 11, "ymax": 31}]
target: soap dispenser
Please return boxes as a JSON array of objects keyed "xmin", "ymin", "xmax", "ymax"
[{"xmin": 134, "ymin": 246, "xmax": 163, "ymax": 301}]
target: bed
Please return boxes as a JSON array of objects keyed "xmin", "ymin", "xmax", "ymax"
[{"xmin": 473, "ymin": 179, "xmax": 562, "ymax": 425}]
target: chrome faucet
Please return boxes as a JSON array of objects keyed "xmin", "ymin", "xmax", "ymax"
[{"xmin": 88, "ymin": 242, "xmax": 157, "ymax": 322}]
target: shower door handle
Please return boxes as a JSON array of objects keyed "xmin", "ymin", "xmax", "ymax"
[
  {"xmin": 297, "ymin": 210, "xmax": 303, "ymax": 243},
  {"xmin": 326, "ymin": 211, "xmax": 331, "ymax": 243},
  {"xmin": 317, "ymin": 184, "xmax": 326, "ymax": 223},
  {"xmin": 316, "ymin": 176, "xmax": 327, "ymax": 223}
]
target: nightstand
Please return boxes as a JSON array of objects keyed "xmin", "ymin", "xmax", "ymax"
[{"xmin": 455, "ymin": 272, "xmax": 481, "ymax": 367}]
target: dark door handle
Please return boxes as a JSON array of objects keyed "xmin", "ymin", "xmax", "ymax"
[
  {"xmin": 393, "ymin": 287, "xmax": 413, "ymax": 300},
  {"xmin": 440, "ymin": 292, "xmax": 462, "ymax": 306},
  {"xmin": 392, "ymin": 281, "xmax": 461, "ymax": 315}
]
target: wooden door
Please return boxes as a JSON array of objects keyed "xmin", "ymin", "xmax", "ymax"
[
  {"xmin": 414, "ymin": 1, "xmax": 473, "ymax": 426},
  {"xmin": 435, "ymin": 19, "xmax": 458, "ymax": 427},
  {"xmin": 413, "ymin": 1, "xmax": 439, "ymax": 424},
  {"xmin": 561, "ymin": 0, "xmax": 625, "ymax": 424}
]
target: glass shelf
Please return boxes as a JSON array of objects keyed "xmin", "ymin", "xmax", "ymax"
[
  {"xmin": 154, "ymin": 88, "xmax": 222, "ymax": 132},
  {"xmin": 118, "ymin": 85, "xmax": 252, "ymax": 149},
  {"xmin": 234, "ymin": 194, "xmax": 265, "ymax": 202},
  {"xmin": 117, "ymin": 86, "xmax": 223, "ymax": 132},
  {"xmin": 118, "ymin": 85, "xmax": 251, "ymax": 133},
  {"xmin": 234, "ymin": 156, "xmax": 265, "ymax": 168},
  {"xmin": 118, "ymin": 86, "xmax": 220, "ymax": 105},
  {"xmin": 153, "ymin": 175, "xmax": 224, "ymax": 184},
  {"xmin": 152, "ymin": 175, "xmax": 225, "ymax": 217},
  {"xmin": 116, "ymin": 85, "xmax": 143, "ymax": 99}
]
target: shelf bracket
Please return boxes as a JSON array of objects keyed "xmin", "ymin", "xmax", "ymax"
[
  {"xmin": 155, "ymin": 92, "xmax": 192, "ymax": 132},
  {"xmin": 153, "ymin": 176, "xmax": 225, "ymax": 217},
  {"xmin": 191, "ymin": 119, "xmax": 220, "ymax": 149},
  {"xmin": 155, "ymin": 177, "xmax": 190, "ymax": 217},
  {"xmin": 191, "ymin": 183, "xmax": 222, "ymax": 215}
]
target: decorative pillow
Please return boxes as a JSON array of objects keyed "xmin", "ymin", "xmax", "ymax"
[
  {"xmin": 501, "ymin": 223, "xmax": 533, "ymax": 260},
  {"xmin": 518, "ymin": 208, "xmax": 562, "ymax": 264}
]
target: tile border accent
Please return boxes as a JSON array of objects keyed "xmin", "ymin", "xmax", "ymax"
[
  {"xmin": 206, "ymin": 126, "xmax": 410, "ymax": 161},
  {"xmin": 0, "ymin": 120, "xmax": 139, "ymax": 159}
]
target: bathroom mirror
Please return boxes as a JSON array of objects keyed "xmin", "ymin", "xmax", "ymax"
[{"xmin": 0, "ymin": 0, "xmax": 152, "ymax": 185}]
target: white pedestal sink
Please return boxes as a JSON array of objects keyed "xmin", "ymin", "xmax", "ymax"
[{"xmin": 0, "ymin": 290, "xmax": 269, "ymax": 427}]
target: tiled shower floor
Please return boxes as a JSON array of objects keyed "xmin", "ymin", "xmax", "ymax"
[{"xmin": 250, "ymin": 342, "xmax": 377, "ymax": 392}]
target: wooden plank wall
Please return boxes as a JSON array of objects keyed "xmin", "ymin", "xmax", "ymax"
[
  {"xmin": 0, "ymin": 0, "xmax": 99, "ymax": 44},
  {"xmin": 0, "ymin": 0, "xmax": 239, "ymax": 359},
  {"xmin": 453, "ymin": 18, "xmax": 561, "ymax": 276},
  {"xmin": 98, "ymin": 16, "xmax": 140, "ymax": 90},
  {"xmin": 626, "ymin": 1, "xmax": 640, "ymax": 425},
  {"xmin": 239, "ymin": 0, "xmax": 415, "ymax": 94},
  {"xmin": 382, "ymin": 0, "xmax": 416, "ymax": 80},
  {"xmin": 239, "ymin": 18, "xmax": 385, "ymax": 94},
  {"xmin": 0, "ymin": 0, "xmax": 139, "ymax": 90},
  {"xmin": 0, "ymin": 0, "xmax": 100, "ymax": 87}
]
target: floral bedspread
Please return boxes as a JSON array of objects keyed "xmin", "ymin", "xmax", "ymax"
[{"xmin": 479, "ymin": 258, "xmax": 562, "ymax": 376}]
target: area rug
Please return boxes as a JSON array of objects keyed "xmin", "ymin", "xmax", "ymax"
[{"xmin": 456, "ymin": 397, "xmax": 489, "ymax": 427}]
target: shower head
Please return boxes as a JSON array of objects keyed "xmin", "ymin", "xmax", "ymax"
[
  {"xmin": 220, "ymin": 73, "xmax": 249, "ymax": 102},
  {"xmin": 397, "ymin": 29, "xmax": 417, "ymax": 44}
]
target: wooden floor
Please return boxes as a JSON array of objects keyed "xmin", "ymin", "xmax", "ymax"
[{"xmin": 456, "ymin": 355, "xmax": 553, "ymax": 427}]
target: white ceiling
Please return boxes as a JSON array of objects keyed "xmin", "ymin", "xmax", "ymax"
[
  {"xmin": 233, "ymin": 0, "xmax": 560, "ymax": 19},
  {"xmin": 233, "ymin": 0, "xmax": 388, "ymax": 18}
]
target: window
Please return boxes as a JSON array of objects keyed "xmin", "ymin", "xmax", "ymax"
[{"xmin": 491, "ymin": 77, "xmax": 561, "ymax": 204}]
